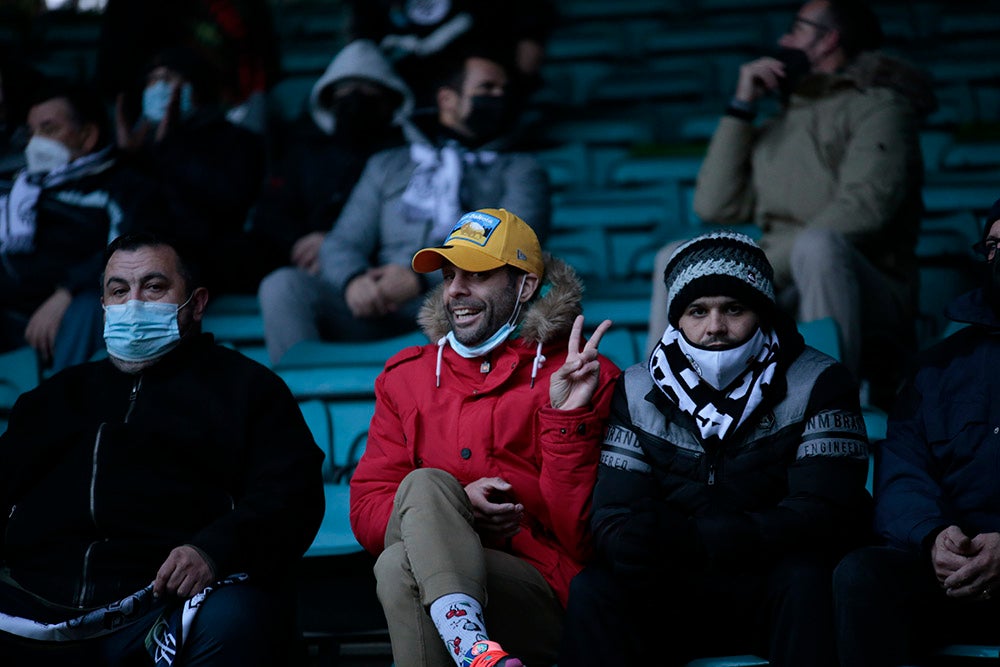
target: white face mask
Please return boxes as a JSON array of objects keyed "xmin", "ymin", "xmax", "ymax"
[
  {"xmin": 678, "ymin": 327, "xmax": 767, "ymax": 390},
  {"xmin": 24, "ymin": 135, "xmax": 71, "ymax": 174},
  {"xmin": 103, "ymin": 296, "xmax": 192, "ymax": 363}
]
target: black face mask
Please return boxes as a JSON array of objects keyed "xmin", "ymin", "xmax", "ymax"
[
  {"xmin": 463, "ymin": 95, "xmax": 510, "ymax": 143},
  {"xmin": 774, "ymin": 47, "xmax": 812, "ymax": 101},
  {"xmin": 332, "ymin": 91, "xmax": 395, "ymax": 143}
]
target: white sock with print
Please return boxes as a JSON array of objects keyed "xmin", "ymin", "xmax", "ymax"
[{"xmin": 429, "ymin": 593, "xmax": 488, "ymax": 666}]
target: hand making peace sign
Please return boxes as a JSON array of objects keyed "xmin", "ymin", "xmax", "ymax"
[{"xmin": 549, "ymin": 315, "xmax": 612, "ymax": 411}]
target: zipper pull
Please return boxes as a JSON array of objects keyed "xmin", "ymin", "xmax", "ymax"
[
  {"xmin": 7, "ymin": 504, "xmax": 15, "ymax": 519},
  {"xmin": 707, "ymin": 463, "xmax": 716, "ymax": 486}
]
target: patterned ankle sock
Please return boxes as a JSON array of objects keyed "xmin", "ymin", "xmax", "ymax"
[{"xmin": 429, "ymin": 593, "xmax": 488, "ymax": 667}]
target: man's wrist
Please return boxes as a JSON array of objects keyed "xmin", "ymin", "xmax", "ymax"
[{"xmin": 725, "ymin": 97, "xmax": 757, "ymax": 121}]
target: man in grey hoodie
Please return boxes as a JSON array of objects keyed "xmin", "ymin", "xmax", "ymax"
[
  {"xmin": 243, "ymin": 39, "xmax": 413, "ymax": 288},
  {"xmin": 259, "ymin": 50, "xmax": 550, "ymax": 365}
]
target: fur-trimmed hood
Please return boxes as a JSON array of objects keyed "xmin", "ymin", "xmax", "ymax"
[
  {"xmin": 795, "ymin": 51, "xmax": 938, "ymax": 118},
  {"xmin": 416, "ymin": 254, "xmax": 584, "ymax": 346}
]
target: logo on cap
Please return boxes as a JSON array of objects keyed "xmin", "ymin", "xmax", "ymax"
[{"xmin": 446, "ymin": 211, "xmax": 502, "ymax": 248}]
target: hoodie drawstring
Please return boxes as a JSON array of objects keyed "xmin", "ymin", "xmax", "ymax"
[
  {"xmin": 435, "ymin": 336, "xmax": 447, "ymax": 388},
  {"xmin": 530, "ymin": 341, "xmax": 546, "ymax": 389}
]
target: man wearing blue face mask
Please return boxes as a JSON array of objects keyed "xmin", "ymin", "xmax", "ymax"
[
  {"xmin": 0, "ymin": 81, "xmax": 164, "ymax": 371},
  {"xmin": 560, "ymin": 231, "xmax": 871, "ymax": 666},
  {"xmin": 0, "ymin": 231, "xmax": 325, "ymax": 664}
]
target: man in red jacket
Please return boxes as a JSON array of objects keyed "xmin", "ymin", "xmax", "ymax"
[{"xmin": 349, "ymin": 208, "xmax": 619, "ymax": 667}]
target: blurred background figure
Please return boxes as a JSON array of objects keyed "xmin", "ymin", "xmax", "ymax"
[
  {"xmin": 348, "ymin": 0, "xmax": 556, "ymax": 109},
  {"xmin": 244, "ymin": 39, "xmax": 412, "ymax": 288},
  {"xmin": 114, "ymin": 46, "xmax": 266, "ymax": 295}
]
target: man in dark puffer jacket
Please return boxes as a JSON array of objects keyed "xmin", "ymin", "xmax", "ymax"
[{"xmin": 561, "ymin": 231, "xmax": 870, "ymax": 667}]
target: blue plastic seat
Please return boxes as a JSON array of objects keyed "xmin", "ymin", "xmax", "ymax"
[
  {"xmin": 684, "ymin": 656, "xmax": 768, "ymax": 667},
  {"xmin": 796, "ymin": 317, "xmax": 841, "ymax": 362},
  {"xmin": 305, "ymin": 483, "xmax": 363, "ymax": 557}
]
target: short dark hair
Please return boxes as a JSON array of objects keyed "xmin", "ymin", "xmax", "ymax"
[
  {"xmin": 822, "ymin": 0, "xmax": 883, "ymax": 59},
  {"xmin": 437, "ymin": 50, "xmax": 509, "ymax": 93},
  {"xmin": 28, "ymin": 79, "xmax": 109, "ymax": 146},
  {"xmin": 102, "ymin": 231, "xmax": 203, "ymax": 296}
]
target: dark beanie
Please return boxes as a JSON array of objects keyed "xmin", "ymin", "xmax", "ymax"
[{"xmin": 664, "ymin": 230, "xmax": 776, "ymax": 327}]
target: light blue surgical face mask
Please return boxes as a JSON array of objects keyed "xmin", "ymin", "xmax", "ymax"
[
  {"xmin": 142, "ymin": 80, "xmax": 194, "ymax": 123},
  {"xmin": 445, "ymin": 276, "xmax": 526, "ymax": 359},
  {"xmin": 103, "ymin": 296, "xmax": 192, "ymax": 363}
]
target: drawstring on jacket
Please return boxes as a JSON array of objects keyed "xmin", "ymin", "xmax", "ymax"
[
  {"xmin": 435, "ymin": 335, "xmax": 548, "ymax": 389},
  {"xmin": 530, "ymin": 341, "xmax": 546, "ymax": 388},
  {"xmin": 435, "ymin": 336, "xmax": 447, "ymax": 388}
]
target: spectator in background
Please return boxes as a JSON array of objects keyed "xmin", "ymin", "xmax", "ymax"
[
  {"xmin": 564, "ymin": 231, "xmax": 870, "ymax": 667},
  {"xmin": 0, "ymin": 232, "xmax": 324, "ymax": 665},
  {"xmin": 0, "ymin": 81, "xmax": 160, "ymax": 371},
  {"xmin": 97, "ymin": 0, "xmax": 280, "ymax": 134},
  {"xmin": 115, "ymin": 46, "xmax": 266, "ymax": 294},
  {"xmin": 0, "ymin": 46, "xmax": 43, "ymax": 178},
  {"xmin": 258, "ymin": 51, "xmax": 550, "ymax": 365},
  {"xmin": 349, "ymin": 0, "xmax": 557, "ymax": 107},
  {"xmin": 350, "ymin": 208, "xmax": 618, "ymax": 667},
  {"xmin": 645, "ymin": 0, "xmax": 937, "ymax": 410},
  {"xmin": 834, "ymin": 199, "xmax": 1000, "ymax": 666},
  {"xmin": 243, "ymin": 39, "xmax": 412, "ymax": 286}
]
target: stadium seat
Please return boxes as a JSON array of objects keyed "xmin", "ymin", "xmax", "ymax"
[
  {"xmin": 326, "ymin": 400, "xmax": 375, "ymax": 484},
  {"xmin": 797, "ymin": 317, "xmax": 841, "ymax": 362},
  {"xmin": 684, "ymin": 656, "xmax": 768, "ymax": 667},
  {"xmin": 305, "ymin": 483, "xmax": 363, "ymax": 557}
]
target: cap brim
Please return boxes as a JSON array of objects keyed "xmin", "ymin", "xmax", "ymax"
[{"xmin": 411, "ymin": 245, "xmax": 507, "ymax": 274}]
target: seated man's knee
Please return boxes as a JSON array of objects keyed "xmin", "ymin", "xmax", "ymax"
[
  {"xmin": 185, "ymin": 584, "xmax": 285, "ymax": 663},
  {"xmin": 258, "ymin": 267, "xmax": 309, "ymax": 306},
  {"xmin": 374, "ymin": 542, "xmax": 418, "ymax": 606},
  {"xmin": 397, "ymin": 468, "xmax": 463, "ymax": 500},
  {"xmin": 770, "ymin": 553, "xmax": 833, "ymax": 604},
  {"xmin": 790, "ymin": 228, "xmax": 850, "ymax": 275},
  {"xmin": 833, "ymin": 548, "xmax": 887, "ymax": 601}
]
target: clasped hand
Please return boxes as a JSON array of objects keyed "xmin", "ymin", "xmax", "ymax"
[{"xmin": 932, "ymin": 525, "xmax": 1000, "ymax": 600}]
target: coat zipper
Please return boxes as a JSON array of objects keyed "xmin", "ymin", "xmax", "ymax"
[{"xmin": 77, "ymin": 375, "xmax": 142, "ymax": 607}]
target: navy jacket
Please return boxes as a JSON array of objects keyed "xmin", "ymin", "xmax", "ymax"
[{"xmin": 875, "ymin": 288, "xmax": 1000, "ymax": 552}]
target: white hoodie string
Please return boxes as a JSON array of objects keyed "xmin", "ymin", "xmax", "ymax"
[
  {"xmin": 435, "ymin": 336, "xmax": 448, "ymax": 388},
  {"xmin": 530, "ymin": 341, "xmax": 546, "ymax": 389}
]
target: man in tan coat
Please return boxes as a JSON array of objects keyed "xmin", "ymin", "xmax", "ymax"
[{"xmin": 646, "ymin": 0, "xmax": 936, "ymax": 409}]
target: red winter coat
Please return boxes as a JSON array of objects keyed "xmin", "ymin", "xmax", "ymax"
[{"xmin": 349, "ymin": 257, "xmax": 619, "ymax": 605}]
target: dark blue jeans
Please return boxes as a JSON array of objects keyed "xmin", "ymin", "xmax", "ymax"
[
  {"xmin": 559, "ymin": 553, "xmax": 838, "ymax": 667},
  {"xmin": 834, "ymin": 545, "xmax": 1000, "ymax": 667},
  {"xmin": 0, "ymin": 583, "xmax": 289, "ymax": 666}
]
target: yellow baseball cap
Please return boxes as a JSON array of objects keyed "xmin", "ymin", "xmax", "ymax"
[{"xmin": 411, "ymin": 208, "xmax": 544, "ymax": 278}]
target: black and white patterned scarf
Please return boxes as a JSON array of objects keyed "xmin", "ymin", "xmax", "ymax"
[
  {"xmin": 0, "ymin": 573, "xmax": 247, "ymax": 666},
  {"xmin": 649, "ymin": 325, "xmax": 780, "ymax": 442}
]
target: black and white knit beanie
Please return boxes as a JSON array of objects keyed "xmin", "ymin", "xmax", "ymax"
[{"xmin": 664, "ymin": 230, "xmax": 776, "ymax": 327}]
